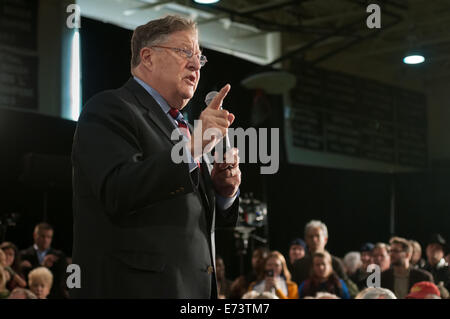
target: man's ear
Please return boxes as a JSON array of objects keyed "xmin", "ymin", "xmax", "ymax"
[{"xmin": 140, "ymin": 47, "xmax": 153, "ymax": 70}]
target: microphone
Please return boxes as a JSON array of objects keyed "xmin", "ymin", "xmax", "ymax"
[{"xmin": 205, "ymin": 91, "xmax": 231, "ymax": 151}]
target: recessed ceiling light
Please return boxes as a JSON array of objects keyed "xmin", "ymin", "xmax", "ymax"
[{"xmin": 403, "ymin": 55, "xmax": 425, "ymax": 65}]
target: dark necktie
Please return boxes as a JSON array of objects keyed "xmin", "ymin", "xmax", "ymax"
[{"xmin": 168, "ymin": 108, "xmax": 200, "ymax": 169}]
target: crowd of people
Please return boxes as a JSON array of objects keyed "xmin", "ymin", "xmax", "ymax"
[
  {"xmin": 1, "ymin": 219, "xmax": 449, "ymax": 299},
  {"xmin": 218, "ymin": 220, "xmax": 450, "ymax": 299},
  {"xmin": 0, "ymin": 223, "xmax": 69, "ymax": 299}
]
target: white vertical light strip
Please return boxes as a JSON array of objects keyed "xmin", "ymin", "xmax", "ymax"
[{"xmin": 70, "ymin": 29, "xmax": 81, "ymax": 121}]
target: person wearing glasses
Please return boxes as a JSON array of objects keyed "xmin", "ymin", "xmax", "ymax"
[
  {"xmin": 71, "ymin": 15, "xmax": 241, "ymax": 298},
  {"xmin": 380, "ymin": 237, "xmax": 433, "ymax": 298}
]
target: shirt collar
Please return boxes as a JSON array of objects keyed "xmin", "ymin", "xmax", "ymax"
[
  {"xmin": 33, "ymin": 244, "xmax": 49, "ymax": 254},
  {"xmin": 133, "ymin": 76, "xmax": 171, "ymax": 114}
]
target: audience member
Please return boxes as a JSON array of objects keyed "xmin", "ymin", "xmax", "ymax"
[
  {"xmin": 343, "ymin": 251, "xmax": 362, "ymax": 277},
  {"xmin": 0, "ymin": 265, "xmax": 10, "ymax": 299},
  {"xmin": 409, "ymin": 240, "xmax": 426, "ymax": 269},
  {"xmin": 298, "ymin": 251, "xmax": 351, "ymax": 299},
  {"xmin": 216, "ymin": 255, "xmax": 232, "ymax": 299},
  {"xmin": 20, "ymin": 222, "xmax": 68, "ymax": 298},
  {"xmin": 380, "ymin": 236, "xmax": 433, "ymax": 298},
  {"xmin": 229, "ymin": 247, "xmax": 269, "ymax": 299},
  {"xmin": 0, "ymin": 241, "xmax": 27, "ymax": 290},
  {"xmin": 405, "ymin": 281, "xmax": 441, "ymax": 299},
  {"xmin": 249, "ymin": 251, "xmax": 299, "ymax": 299},
  {"xmin": 372, "ymin": 242, "xmax": 391, "ymax": 272},
  {"xmin": 291, "ymin": 220, "xmax": 349, "ymax": 285},
  {"xmin": 287, "ymin": 238, "xmax": 306, "ymax": 273},
  {"xmin": 350, "ymin": 243, "xmax": 375, "ymax": 290},
  {"xmin": 423, "ymin": 233, "xmax": 450, "ymax": 291},
  {"xmin": 360, "ymin": 242, "xmax": 374, "ymax": 271},
  {"xmin": 355, "ymin": 287, "xmax": 397, "ymax": 299},
  {"xmin": 8, "ymin": 287, "xmax": 38, "ymax": 299},
  {"xmin": 28, "ymin": 267, "xmax": 53, "ymax": 299}
]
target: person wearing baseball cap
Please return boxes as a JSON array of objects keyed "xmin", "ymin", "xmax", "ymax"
[
  {"xmin": 405, "ymin": 281, "xmax": 441, "ymax": 299},
  {"xmin": 423, "ymin": 233, "xmax": 450, "ymax": 292}
]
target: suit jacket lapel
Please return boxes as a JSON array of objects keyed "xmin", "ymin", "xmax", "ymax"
[{"xmin": 124, "ymin": 77, "xmax": 177, "ymax": 145}]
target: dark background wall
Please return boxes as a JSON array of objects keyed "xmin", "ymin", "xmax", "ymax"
[{"xmin": 1, "ymin": 17, "xmax": 449, "ymax": 281}]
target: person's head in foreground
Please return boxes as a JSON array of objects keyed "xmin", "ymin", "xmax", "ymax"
[
  {"xmin": 8, "ymin": 287, "xmax": 38, "ymax": 299},
  {"xmin": 405, "ymin": 281, "xmax": 441, "ymax": 299},
  {"xmin": 355, "ymin": 287, "xmax": 397, "ymax": 299},
  {"xmin": 241, "ymin": 290, "xmax": 279, "ymax": 299},
  {"xmin": 28, "ymin": 267, "xmax": 53, "ymax": 299}
]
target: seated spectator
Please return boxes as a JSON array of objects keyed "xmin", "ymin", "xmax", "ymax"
[
  {"xmin": 355, "ymin": 287, "xmax": 397, "ymax": 299},
  {"xmin": 229, "ymin": 247, "xmax": 269, "ymax": 299},
  {"xmin": 0, "ymin": 265, "xmax": 10, "ymax": 299},
  {"xmin": 241, "ymin": 290, "xmax": 279, "ymax": 299},
  {"xmin": 8, "ymin": 287, "xmax": 38, "ymax": 299},
  {"xmin": 249, "ymin": 251, "xmax": 299, "ymax": 299},
  {"xmin": 0, "ymin": 241, "xmax": 27, "ymax": 290},
  {"xmin": 372, "ymin": 242, "xmax": 391, "ymax": 272},
  {"xmin": 291, "ymin": 220, "xmax": 349, "ymax": 285},
  {"xmin": 381, "ymin": 236, "xmax": 433, "ymax": 298},
  {"xmin": 28, "ymin": 267, "xmax": 53, "ymax": 299},
  {"xmin": 20, "ymin": 222, "xmax": 68, "ymax": 298},
  {"xmin": 405, "ymin": 281, "xmax": 441, "ymax": 299},
  {"xmin": 216, "ymin": 255, "xmax": 232, "ymax": 299},
  {"xmin": 298, "ymin": 251, "xmax": 351, "ymax": 299},
  {"xmin": 287, "ymin": 238, "xmax": 306, "ymax": 274},
  {"xmin": 423, "ymin": 233, "xmax": 450, "ymax": 291},
  {"xmin": 409, "ymin": 240, "xmax": 426, "ymax": 269}
]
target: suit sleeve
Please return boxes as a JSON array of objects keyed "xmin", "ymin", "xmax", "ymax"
[{"xmin": 72, "ymin": 92, "xmax": 194, "ymax": 220}]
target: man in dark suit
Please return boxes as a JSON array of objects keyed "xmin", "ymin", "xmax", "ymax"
[
  {"xmin": 20, "ymin": 222, "xmax": 68, "ymax": 299},
  {"xmin": 71, "ymin": 15, "xmax": 241, "ymax": 298},
  {"xmin": 380, "ymin": 236, "xmax": 433, "ymax": 298}
]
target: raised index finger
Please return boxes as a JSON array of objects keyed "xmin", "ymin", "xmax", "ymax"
[{"xmin": 207, "ymin": 84, "xmax": 231, "ymax": 110}]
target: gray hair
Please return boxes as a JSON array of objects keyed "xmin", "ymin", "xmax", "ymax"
[
  {"xmin": 343, "ymin": 252, "xmax": 362, "ymax": 274},
  {"xmin": 355, "ymin": 287, "xmax": 397, "ymax": 299},
  {"xmin": 315, "ymin": 292, "xmax": 340, "ymax": 299},
  {"xmin": 130, "ymin": 15, "xmax": 197, "ymax": 69},
  {"xmin": 241, "ymin": 291, "xmax": 279, "ymax": 299},
  {"xmin": 304, "ymin": 220, "xmax": 328, "ymax": 238}
]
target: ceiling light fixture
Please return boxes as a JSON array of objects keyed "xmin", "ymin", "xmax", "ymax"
[
  {"xmin": 194, "ymin": 0, "xmax": 220, "ymax": 4},
  {"xmin": 403, "ymin": 54, "xmax": 425, "ymax": 65}
]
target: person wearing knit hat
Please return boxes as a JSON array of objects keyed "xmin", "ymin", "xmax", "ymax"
[
  {"xmin": 287, "ymin": 238, "xmax": 307, "ymax": 274},
  {"xmin": 423, "ymin": 233, "xmax": 450, "ymax": 292},
  {"xmin": 405, "ymin": 281, "xmax": 441, "ymax": 299}
]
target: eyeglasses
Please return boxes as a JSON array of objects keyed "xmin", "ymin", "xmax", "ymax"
[{"xmin": 151, "ymin": 45, "xmax": 208, "ymax": 67}]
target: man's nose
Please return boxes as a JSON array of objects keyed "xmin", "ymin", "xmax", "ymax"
[{"xmin": 188, "ymin": 55, "xmax": 201, "ymax": 71}]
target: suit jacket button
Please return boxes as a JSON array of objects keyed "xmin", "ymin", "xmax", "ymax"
[{"xmin": 207, "ymin": 265, "xmax": 214, "ymax": 274}]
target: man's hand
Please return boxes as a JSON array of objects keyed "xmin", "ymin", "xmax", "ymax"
[
  {"xmin": 189, "ymin": 84, "xmax": 235, "ymax": 160},
  {"xmin": 211, "ymin": 148, "xmax": 241, "ymax": 198},
  {"xmin": 42, "ymin": 254, "xmax": 59, "ymax": 268}
]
